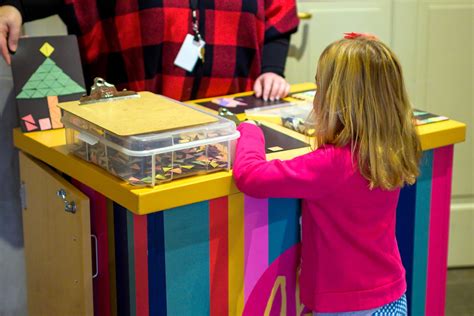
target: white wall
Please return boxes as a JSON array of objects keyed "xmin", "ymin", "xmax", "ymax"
[{"xmin": 393, "ymin": 0, "xmax": 473, "ymax": 267}]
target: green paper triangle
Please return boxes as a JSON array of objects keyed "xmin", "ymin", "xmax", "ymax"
[
  {"xmin": 51, "ymin": 88, "xmax": 63, "ymax": 95},
  {"xmin": 37, "ymin": 67, "xmax": 48, "ymax": 74},
  {"xmin": 22, "ymin": 89, "xmax": 38, "ymax": 96},
  {"xmin": 28, "ymin": 73, "xmax": 43, "ymax": 81},
  {"xmin": 51, "ymin": 81, "xmax": 65, "ymax": 89},
  {"xmin": 31, "ymin": 90, "xmax": 45, "ymax": 98},
  {"xmin": 43, "ymin": 65, "xmax": 54, "ymax": 72},
  {"xmin": 55, "ymin": 73, "xmax": 70, "ymax": 81},
  {"xmin": 43, "ymin": 73, "xmax": 56, "ymax": 81},
  {"xmin": 55, "ymin": 88, "xmax": 68, "ymax": 95},
  {"xmin": 37, "ymin": 82, "xmax": 50, "ymax": 89},
  {"xmin": 17, "ymin": 90, "xmax": 31, "ymax": 99},
  {"xmin": 19, "ymin": 57, "xmax": 84, "ymax": 97},
  {"xmin": 46, "ymin": 90, "xmax": 59, "ymax": 96},
  {"xmin": 50, "ymin": 72, "xmax": 62, "ymax": 79},
  {"xmin": 43, "ymin": 58, "xmax": 55, "ymax": 66},
  {"xmin": 71, "ymin": 85, "xmax": 86, "ymax": 93},
  {"xmin": 23, "ymin": 80, "xmax": 41, "ymax": 90},
  {"xmin": 61, "ymin": 87, "xmax": 77, "ymax": 95}
]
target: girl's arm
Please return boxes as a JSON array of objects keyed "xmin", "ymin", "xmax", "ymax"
[{"xmin": 233, "ymin": 123, "xmax": 344, "ymax": 199}]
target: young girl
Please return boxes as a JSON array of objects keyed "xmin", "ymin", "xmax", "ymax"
[{"xmin": 233, "ymin": 35, "xmax": 421, "ymax": 315}]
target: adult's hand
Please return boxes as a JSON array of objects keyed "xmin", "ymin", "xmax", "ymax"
[
  {"xmin": 253, "ymin": 72, "xmax": 290, "ymax": 102},
  {"xmin": 0, "ymin": 5, "xmax": 22, "ymax": 65}
]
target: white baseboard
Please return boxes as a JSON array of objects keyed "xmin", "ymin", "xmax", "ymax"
[{"xmin": 448, "ymin": 200, "xmax": 474, "ymax": 267}]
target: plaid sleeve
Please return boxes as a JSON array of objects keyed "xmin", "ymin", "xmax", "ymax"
[{"xmin": 264, "ymin": 0, "xmax": 299, "ymax": 42}]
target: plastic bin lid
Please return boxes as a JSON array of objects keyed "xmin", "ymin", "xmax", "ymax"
[{"xmin": 58, "ymin": 92, "xmax": 219, "ymax": 136}]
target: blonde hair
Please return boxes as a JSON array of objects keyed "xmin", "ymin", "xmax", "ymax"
[{"xmin": 312, "ymin": 37, "xmax": 421, "ymax": 190}]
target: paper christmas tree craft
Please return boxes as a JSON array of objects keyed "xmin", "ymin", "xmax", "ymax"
[{"xmin": 11, "ymin": 36, "xmax": 86, "ymax": 132}]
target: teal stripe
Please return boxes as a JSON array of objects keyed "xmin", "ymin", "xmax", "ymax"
[
  {"xmin": 268, "ymin": 198, "xmax": 301, "ymax": 265},
  {"xmin": 126, "ymin": 212, "xmax": 136, "ymax": 316},
  {"xmin": 164, "ymin": 201, "xmax": 210, "ymax": 315},
  {"xmin": 411, "ymin": 150, "xmax": 433, "ymax": 315}
]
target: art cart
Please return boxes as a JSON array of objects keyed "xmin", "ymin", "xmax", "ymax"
[{"xmin": 14, "ymin": 83, "xmax": 466, "ymax": 316}]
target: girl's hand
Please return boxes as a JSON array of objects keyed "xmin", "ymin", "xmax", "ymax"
[
  {"xmin": 253, "ymin": 72, "xmax": 290, "ymax": 102},
  {"xmin": 0, "ymin": 5, "xmax": 22, "ymax": 65}
]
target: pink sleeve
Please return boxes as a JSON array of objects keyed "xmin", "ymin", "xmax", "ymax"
[{"xmin": 233, "ymin": 123, "xmax": 343, "ymax": 199}]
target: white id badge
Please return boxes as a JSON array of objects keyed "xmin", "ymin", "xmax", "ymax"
[{"xmin": 174, "ymin": 34, "xmax": 205, "ymax": 72}]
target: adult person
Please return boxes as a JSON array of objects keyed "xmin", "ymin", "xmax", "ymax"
[{"xmin": 0, "ymin": 1, "xmax": 299, "ymax": 101}]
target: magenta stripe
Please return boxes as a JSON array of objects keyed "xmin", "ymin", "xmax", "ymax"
[
  {"xmin": 244, "ymin": 195, "xmax": 269, "ymax": 303},
  {"xmin": 425, "ymin": 145, "xmax": 454, "ymax": 315}
]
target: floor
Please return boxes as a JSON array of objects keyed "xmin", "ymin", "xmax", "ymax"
[{"xmin": 446, "ymin": 268, "xmax": 474, "ymax": 316}]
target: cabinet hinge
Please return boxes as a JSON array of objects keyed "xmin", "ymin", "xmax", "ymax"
[{"xmin": 20, "ymin": 182, "xmax": 27, "ymax": 210}]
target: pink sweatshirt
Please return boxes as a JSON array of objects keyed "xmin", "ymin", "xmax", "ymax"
[{"xmin": 233, "ymin": 123, "xmax": 406, "ymax": 312}]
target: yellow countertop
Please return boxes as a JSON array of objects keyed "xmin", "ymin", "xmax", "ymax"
[{"xmin": 13, "ymin": 83, "xmax": 466, "ymax": 214}]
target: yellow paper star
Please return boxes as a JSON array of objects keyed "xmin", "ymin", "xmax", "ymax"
[{"xmin": 39, "ymin": 42, "xmax": 55, "ymax": 57}]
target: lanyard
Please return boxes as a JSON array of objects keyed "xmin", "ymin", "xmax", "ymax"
[{"xmin": 190, "ymin": 0, "xmax": 202, "ymax": 42}]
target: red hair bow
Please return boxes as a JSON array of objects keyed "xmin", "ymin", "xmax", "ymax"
[{"xmin": 344, "ymin": 32, "xmax": 378, "ymax": 40}]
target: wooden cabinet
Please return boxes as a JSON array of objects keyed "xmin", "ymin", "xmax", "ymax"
[{"xmin": 19, "ymin": 152, "xmax": 93, "ymax": 316}]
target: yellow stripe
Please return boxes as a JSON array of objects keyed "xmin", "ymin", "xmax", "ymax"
[
  {"xmin": 106, "ymin": 199, "xmax": 118, "ymax": 316},
  {"xmin": 188, "ymin": 82, "xmax": 317, "ymax": 106},
  {"xmin": 228, "ymin": 193, "xmax": 245, "ymax": 316}
]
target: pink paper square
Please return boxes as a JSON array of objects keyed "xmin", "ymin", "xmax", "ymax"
[
  {"xmin": 38, "ymin": 118, "xmax": 52, "ymax": 130},
  {"xmin": 22, "ymin": 114, "xmax": 35, "ymax": 124},
  {"xmin": 24, "ymin": 121, "xmax": 38, "ymax": 131}
]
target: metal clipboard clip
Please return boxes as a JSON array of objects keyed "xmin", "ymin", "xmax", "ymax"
[{"xmin": 79, "ymin": 77, "xmax": 139, "ymax": 105}]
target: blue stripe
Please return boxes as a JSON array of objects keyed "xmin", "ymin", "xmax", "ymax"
[
  {"xmin": 411, "ymin": 150, "xmax": 433, "ymax": 315},
  {"xmin": 147, "ymin": 211, "xmax": 167, "ymax": 316},
  {"xmin": 268, "ymin": 198, "xmax": 301, "ymax": 265},
  {"xmin": 396, "ymin": 181, "xmax": 417, "ymax": 314},
  {"xmin": 126, "ymin": 212, "xmax": 136, "ymax": 316},
  {"xmin": 164, "ymin": 201, "xmax": 210, "ymax": 315},
  {"xmin": 113, "ymin": 203, "xmax": 131, "ymax": 316}
]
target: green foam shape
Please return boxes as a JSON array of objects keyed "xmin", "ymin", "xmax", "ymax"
[
  {"xmin": 51, "ymin": 81, "xmax": 65, "ymax": 88},
  {"xmin": 17, "ymin": 91, "xmax": 31, "ymax": 99},
  {"xmin": 31, "ymin": 90, "xmax": 45, "ymax": 98}
]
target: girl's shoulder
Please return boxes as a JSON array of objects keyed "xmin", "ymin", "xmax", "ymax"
[
  {"xmin": 312, "ymin": 143, "xmax": 353, "ymax": 160},
  {"xmin": 309, "ymin": 144, "xmax": 356, "ymax": 173}
]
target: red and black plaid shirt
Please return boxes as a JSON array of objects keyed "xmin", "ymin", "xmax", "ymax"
[{"xmin": 9, "ymin": 0, "xmax": 299, "ymax": 101}]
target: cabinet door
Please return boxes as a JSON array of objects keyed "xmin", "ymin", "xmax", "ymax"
[
  {"xmin": 19, "ymin": 152, "xmax": 93, "ymax": 316},
  {"xmin": 286, "ymin": 0, "xmax": 393, "ymax": 84}
]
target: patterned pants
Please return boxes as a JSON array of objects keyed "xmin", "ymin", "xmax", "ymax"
[
  {"xmin": 313, "ymin": 294, "xmax": 407, "ymax": 316},
  {"xmin": 372, "ymin": 294, "xmax": 407, "ymax": 316}
]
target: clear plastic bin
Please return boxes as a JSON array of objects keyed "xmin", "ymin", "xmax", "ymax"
[
  {"xmin": 245, "ymin": 102, "xmax": 315, "ymax": 136},
  {"xmin": 62, "ymin": 107, "xmax": 240, "ymax": 186}
]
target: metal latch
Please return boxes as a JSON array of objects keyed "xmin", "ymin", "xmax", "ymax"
[
  {"xmin": 77, "ymin": 132, "xmax": 99, "ymax": 146},
  {"xmin": 56, "ymin": 189, "xmax": 76, "ymax": 213}
]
